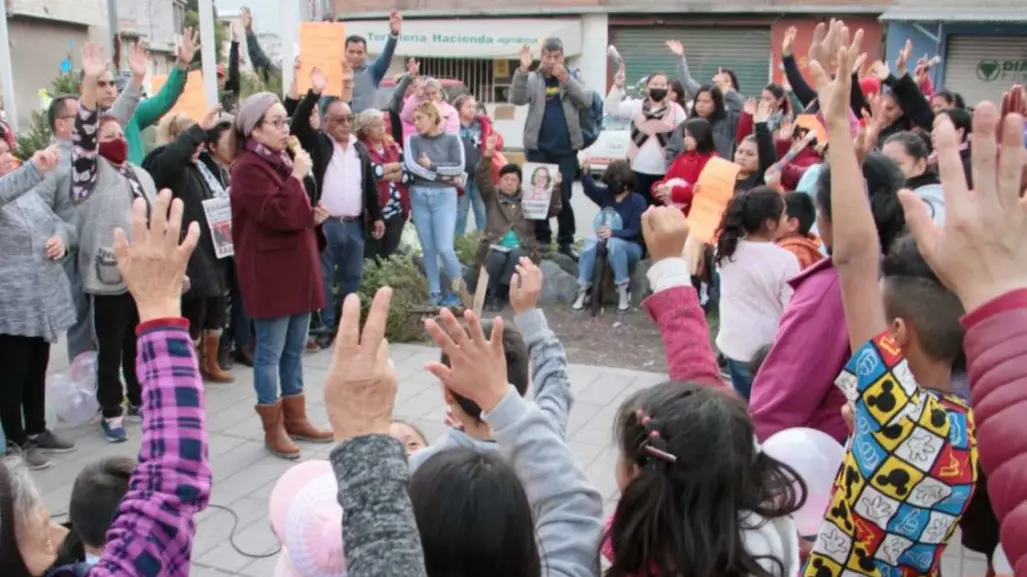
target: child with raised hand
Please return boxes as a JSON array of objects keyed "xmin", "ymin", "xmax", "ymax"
[
  {"xmin": 603, "ymin": 206, "xmax": 805, "ymax": 577},
  {"xmin": 408, "ymin": 257, "xmax": 575, "ymax": 472},
  {"xmin": 802, "ymin": 21, "xmax": 978, "ymax": 577},
  {"xmin": 714, "ymin": 188, "xmax": 800, "ymax": 400}
]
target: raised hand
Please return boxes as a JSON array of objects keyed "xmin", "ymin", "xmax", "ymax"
[
  {"xmin": 642, "ymin": 206, "xmax": 689, "ymax": 262},
  {"xmin": 778, "ymin": 115, "xmax": 795, "ymax": 140},
  {"xmin": 31, "ymin": 145, "xmax": 61, "ymax": 173},
  {"xmin": 112, "ymin": 190, "xmax": 200, "ymax": 322},
  {"xmin": 310, "ymin": 66, "xmax": 328, "ymax": 94},
  {"xmin": 898, "ymin": 105, "xmax": 1027, "ymax": 312},
  {"xmin": 508, "ymin": 257, "xmax": 542, "ymax": 314},
  {"xmin": 665, "ymin": 40, "xmax": 684, "ymax": 57},
  {"xmin": 782, "ymin": 26, "xmax": 798, "ymax": 57},
  {"xmin": 518, "ymin": 44, "xmax": 533, "ymax": 72},
  {"xmin": 177, "ymin": 27, "xmax": 201, "ymax": 67},
  {"xmin": 231, "ymin": 21, "xmax": 242, "ymax": 43},
  {"xmin": 895, "ymin": 38, "xmax": 912, "ymax": 77},
  {"xmin": 743, "ymin": 97, "xmax": 758, "ymax": 116},
  {"xmin": 754, "ymin": 99, "xmax": 773, "ymax": 123},
  {"xmin": 199, "ymin": 105, "xmax": 223, "ymax": 130},
  {"xmin": 293, "ymin": 55, "xmax": 302, "ymax": 72},
  {"xmin": 389, "ymin": 10, "xmax": 402, "ymax": 35},
  {"xmin": 424, "ymin": 309, "xmax": 510, "ymax": 414},
  {"xmin": 614, "ymin": 65, "xmax": 626, "ymax": 89},
  {"xmin": 484, "ymin": 133, "xmax": 498, "ymax": 157},
  {"xmin": 869, "ymin": 59, "xmax": 890, "ymax": 81},
  {"xmin": 241, "ymin": 7, "xmax": 253, "ymax": 31},
  {"xmin": 809, "ymin": 22, "xmax": 863, "ymax": 130},
  {"xmin": 851, "ymin": 52, "xmax": 867, "ymax": 76},
  {"xmin": 128, "ymin": 42, "xmax": 148, "ymax": 79},
  {"xmin": 406, "ymin": 57, "xmax": 420, "ymax": 75},
  {"xmin": 325, "ymin": 289, "xmax": 398, "ymax": 441},
  {"xmin": 80, "ymin": 42, "xmax": 109, "ymax": 80}
]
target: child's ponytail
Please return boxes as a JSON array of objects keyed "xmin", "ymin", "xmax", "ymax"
[
  {"xmin": 607, "ymin": 382, "xmax": 806, "ymax": 577},
  {"xmin": 715, "ymin": 187, "xmax": 784, "ymax": 266}
]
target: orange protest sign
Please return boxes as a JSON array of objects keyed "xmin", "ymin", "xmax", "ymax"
[
  {"xmin": 686, "ymin": 157, "xmax": 740, "ymax": 244},
  {"xmin": 298, "ymin": 22, "xmax": 346, "ymax": 97},
  {"xmin": 150, "ymin": 70, "xmax": 209, "ymax": 122}
]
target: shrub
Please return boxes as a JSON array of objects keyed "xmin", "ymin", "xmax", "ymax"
[
  {"xmin": 453, "ymin": 231, "xmax": 481, "ymax": 267},
  {"xmin": 357, "ymin": 254, "xmax": 429, "ymax": 343}
]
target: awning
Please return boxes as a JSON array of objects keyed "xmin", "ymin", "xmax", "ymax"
[{"xmin": 879, "ymin": 7, "xmax": 1027, "ymax": 22}]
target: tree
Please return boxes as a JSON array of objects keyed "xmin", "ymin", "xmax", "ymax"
[
  {"xmin": 184, "ymin": 0, "xmax": 228, "ymax": 67},
  {"xmin": 15, "ymin": 72, "xmax": 84, "ymax": 160}
]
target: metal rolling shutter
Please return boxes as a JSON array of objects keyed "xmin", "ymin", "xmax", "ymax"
[
  {"xmin": 610, "ymin": 27, "xmax": 771, "ymax": 99},
  {"xmin": 944, "ymin": 36, "xmax": 1027, "ymax": 106}
]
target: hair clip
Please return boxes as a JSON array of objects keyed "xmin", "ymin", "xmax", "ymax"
[{"xmin": 642, "ymin": 444, "xmax": 678, "ymax": 464}]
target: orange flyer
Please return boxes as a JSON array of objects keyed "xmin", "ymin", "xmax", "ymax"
[
  {"xmin": 298, "ymin": 22, "xmax": 347, "ymax": 97},
  {"xmin": 686, "ymin": 157, "xmax": 740, "ymax": 244}
]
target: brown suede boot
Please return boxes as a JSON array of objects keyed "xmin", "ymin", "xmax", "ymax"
[
  {"xmin": 255, "ymin": 402, "xmax": 301, "ymax": 459},
  {"xmin": 281, "ymin": 393, "xmax": 334, "ymax": 443},
  {"xmin": 201, "ymin": 330, "xmax": 235, "ymax": 383}
]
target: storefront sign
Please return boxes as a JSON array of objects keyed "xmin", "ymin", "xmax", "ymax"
[
  {"xmin": 976, "ymin": 59, "xmax": 1027, "ymax": 82},
  {"xmin": 341, "ymin": 18, "xmax": 582, "ymax": 58}
]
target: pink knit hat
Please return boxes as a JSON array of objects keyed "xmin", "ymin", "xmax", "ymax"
[{"xmin": 268, "ymin": 460, "xmax": 347, "ymax": 577}]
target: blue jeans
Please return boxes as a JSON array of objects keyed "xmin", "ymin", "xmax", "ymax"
[
  {"xmin": 726, "ymin": 358, "xmax": 754, "ymax": 401},
  {"xmin": 253, "ymin": 313, "xmax": 310, "ymax": 405},
  {"xmin": 455, "ymin": 180, "xmax": 486, "ymax": 235},
  {"xmin": 578, "ymin": 237, "xmax": 643, "ymax": 287},
  {"xmin": 320, "ymin": 219, "xmax": 366, "ymax": 330},
  {"xmin": 410, "ymin": 186, "xmax": 462, "ymax": 296}
]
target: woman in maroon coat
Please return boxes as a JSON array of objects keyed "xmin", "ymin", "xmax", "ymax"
[{"xmin": 231, "ymin": 92, "xmax": 332, "ymax": 459}]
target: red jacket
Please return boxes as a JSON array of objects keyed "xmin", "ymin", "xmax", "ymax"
[
  {"xmin": 362, "ymin": 138, "xmax": 410, "ymax": 220},
  {"xmin": 963, "ymin": 289, "xmax": 1027, "ymax": 575},
  {"xmin": 654, "ymin": 151, "xmax": 717, "ymax": 213},
  {"xmin": 641, "ymin": 264, "xmax": 725, "ymax": 387},
  {"xmin": 230, "ymin": 149, "xmax": 325, "ymax": 319}
]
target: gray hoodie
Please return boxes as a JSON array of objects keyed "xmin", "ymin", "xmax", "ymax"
[{"xmin": 408, "ymin": 308, "xmax": 574, "ymax": 472}]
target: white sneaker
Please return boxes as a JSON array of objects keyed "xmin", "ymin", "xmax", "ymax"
[
  {"xmin": 572, "ymin": 288, "xmax": 589, "ymax": 311},
  {"xmin": 617, "ymin": 285, "xmax": 631, "ymax": 312}
]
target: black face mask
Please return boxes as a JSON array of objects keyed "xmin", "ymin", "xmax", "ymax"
[{"xmin": 649, "ymin": 88, "xmax": 668, "ymax": 102}]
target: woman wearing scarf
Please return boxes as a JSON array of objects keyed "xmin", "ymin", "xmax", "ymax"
[
  {"xmin": 71, "ymin": 43, "xmax": 159, "ymax": 444},
  {"xmin": 231, "ymin": 92, "xmax": 333, "ymax": 460},
  {"xmin": 353, "ymin": 109, "xmax": 410, "ymax": 259},
  {"xmin": 606, "ymin": 66, "xmax": 687, "ymax": 206},
  {"xmin": 143, "ymin": 110, "xmax": 234, "ymax": 383}
]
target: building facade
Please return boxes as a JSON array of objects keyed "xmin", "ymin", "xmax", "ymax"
[{"xmin": 881, "ymin": 2, "xmax": 1027, "ymax": 106}]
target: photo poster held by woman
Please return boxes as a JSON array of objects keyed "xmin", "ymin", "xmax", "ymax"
[{"xmin": 521, "ymin": 162, "xmax": 560, "ymax": 220}]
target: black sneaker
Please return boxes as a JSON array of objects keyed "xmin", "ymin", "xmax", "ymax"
[
  {"xmin": 28, "ymin": 430, "xmax": 76, "ymax": 454},
  {"xmin": 125, "ymin": 404, "xmax": 143, "ymax": 423},
  {"xmin": 13, "ymin": 443, "xmax": 52, "ymax": 470}
]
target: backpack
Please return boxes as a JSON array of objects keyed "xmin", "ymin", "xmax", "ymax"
[{"xmin": 569, "ymin": 69, "xmax": 603, "ymax": 149}]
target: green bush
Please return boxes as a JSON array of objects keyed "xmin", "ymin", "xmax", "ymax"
[
  {"xmin": 357, "ymin": 254, "xmax": 430, "ymax": 343},
  {"xmin": 453, "ymin": 231, "xmax": 481, "ymax": 267}
]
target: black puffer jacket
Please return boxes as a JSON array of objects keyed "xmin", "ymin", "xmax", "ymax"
[{"xmin": 142, "ymin": 125, "xmax": 229, "ymax": 298}]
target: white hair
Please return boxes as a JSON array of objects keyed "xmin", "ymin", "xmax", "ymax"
[{"xmin": 2, "ymin": 455, "xmax": 46, "ymax": 539}]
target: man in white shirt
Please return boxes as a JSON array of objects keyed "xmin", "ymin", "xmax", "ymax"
[{"xmin": 290, "ymin": 72, "xmax": 385, "ymax": 345}]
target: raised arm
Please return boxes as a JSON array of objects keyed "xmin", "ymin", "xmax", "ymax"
[
  {"xmin": 291, "ymin": 87, "xmax": 323, "ymax": 153},
  {"xmin": 0, "ymin": 160, "xmax": 47, "ymax": 207},
  {"xmin": 509, "ymin": 44, "xmax": 534, "ymax": 106},
  {"xmin": 370, "ymin": 21, "xmax": 400, "ymax": 87},
  {"xmin": 142, "ymin": 124, "xmax": 207, "ymax": 188},
  {"xmin": 107, "ymin": 42, "xmax": 149, "ymax": 127},
  {"xmin": 225, "ymin": 34, "xmax": 241, "ymax": 96},
  {"xmin": 780, "ymin": 27, "xmax": 816, "ymax": 106},
  {"xmin": 476, "ymin": 137, "xmax": 499, "ymax": 201},
  {"xmin": 666, "ymin": 41, "xmax": 701, "ymax": 98},
  {"xmin": 390, "ymin": 73, "xmax": 415, "ymax": 113},
  {"xmin": 91, "ymin": 191, "xmax": 212, "ymax": 577},
  {"xmin": 814, "ymin": 27, "xmax": 886, "ymax": 351},
  {"xmin": 71, "ymin": 43, "xmax": 105, "ymax": 204},
  {"xmin": 605, "ymin": 80, "xmax": 643, "ymax": 120},
  {"xmin": 135, "ymin": 29, "xmax": 199, "ymax": 130},
  {"xmin": 641, "ymin": 208, "xmax": 724, "ymax": 386}
]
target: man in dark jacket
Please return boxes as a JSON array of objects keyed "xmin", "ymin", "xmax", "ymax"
[{"xmin": 292, "ymin": 69, "xmax": 384, "ymax": 343}]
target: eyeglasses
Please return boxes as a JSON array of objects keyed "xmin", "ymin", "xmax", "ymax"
[{"xmin": 262, "ymin": 118, "xmax": 289, "ymax": 129}]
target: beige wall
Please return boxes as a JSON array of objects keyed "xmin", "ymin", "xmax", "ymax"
[{"xmin": 7, "ymin": 18, "xmax": 104, "ymax": 128}]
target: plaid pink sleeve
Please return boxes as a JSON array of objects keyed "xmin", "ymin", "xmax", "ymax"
[{"xmin": 91, "ymin": 321, "xmax": 212, "ymax": 577}]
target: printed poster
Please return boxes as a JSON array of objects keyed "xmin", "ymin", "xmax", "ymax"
[
  {"xmin": 522, "ymin": 162, "xmax": 559, "ymax": 221},
  {"xmin": 202, "ymin": 197, "xmax": 234, "ymax": 259}
]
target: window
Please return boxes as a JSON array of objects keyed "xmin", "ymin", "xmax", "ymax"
[
  {"xmin": 418, "ymin": 57, "xmax": 519, "ymax": 104},
  {"xmin": 173, "ymin": 1, "xmax": 185, "ymax": 32}
]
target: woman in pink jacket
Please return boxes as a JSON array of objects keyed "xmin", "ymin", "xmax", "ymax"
[{"xmin": 400, "ymin": 77, "xmax": 459, "ymax": 143}]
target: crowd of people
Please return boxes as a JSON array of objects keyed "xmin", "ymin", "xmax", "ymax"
[{"xmin": 0, "ymin": 11, "xmax": 1025, "ymax": 577}]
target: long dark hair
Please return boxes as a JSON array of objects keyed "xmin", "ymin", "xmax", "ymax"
[
  {"xmin": 764, "ymin": 82, "xmax": 791, "ymax": 116},
  {"xmin": 669, "ymin": 80, "xmax": 688, "ymax": 110},
  {"xmin": 689, "ymin": 85, "xmax": 726, "ymax": 122},
  {"xmin": 683, "ymin": 117, "xmax": 716, "ymax": 155},
  {"xmin": 409, "ymin": 448, "xmax": 541, "ymax": 577},
  {"xmin": 714, "ymin": 187, "xmax": 785, "ymax": 265},
  {"xmin": 816, "ymin": 151, "xmax": 906, "ymax": 254},
  {"xmin": 605, "ymin": 381, "xmax": 806, "ymax": 577}
]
